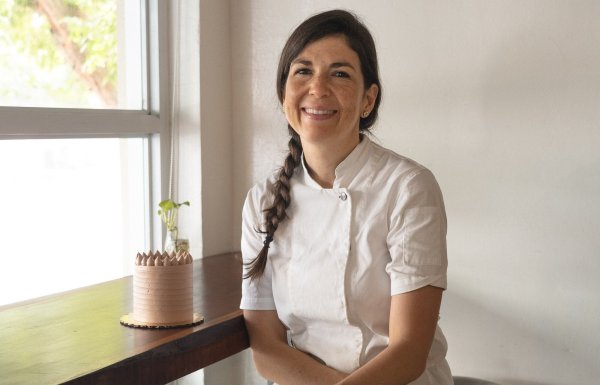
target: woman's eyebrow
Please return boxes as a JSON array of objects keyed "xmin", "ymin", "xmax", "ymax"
[
  {"xmin": 291, "ymin": 58, "xmax": 312, "ymax": 66},
  {"xmin": 331, "ymin": 61, "xmax": 355, "ymax": 70},
  {"xmin": 291, "ymin": 59, "xmax": 356, "ymax": 70}
]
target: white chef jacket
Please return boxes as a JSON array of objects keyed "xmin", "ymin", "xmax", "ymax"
[{"xmin": 240, "ymin": 136, "xmax": 452, "ymax": 384}]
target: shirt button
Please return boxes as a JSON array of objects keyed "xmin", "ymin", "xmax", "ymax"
[{"xmin": 339, "ymin": 192, "xmax": 348, "ymax": 201}]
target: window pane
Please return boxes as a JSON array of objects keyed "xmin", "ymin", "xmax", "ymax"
[
  {"xmin": 0, "ymin": 138, "xmax": 147, "ymax": 306},
  {"xmin": 0, "ymin": 0, "xmax": 142, "ymax": 109}
]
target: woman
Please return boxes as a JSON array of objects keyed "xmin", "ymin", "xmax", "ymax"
[{"xmin": 240, "ymin": 9, "xmax": 452, "ymax": 385}]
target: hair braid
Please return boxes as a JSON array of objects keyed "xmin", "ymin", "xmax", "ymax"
[{"xmin": 244, "ymin": 132, "xmax": 303, "ymax": 280}]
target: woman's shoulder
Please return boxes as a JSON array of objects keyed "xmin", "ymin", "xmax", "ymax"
[
  {"xmin": 364, "ymin": 139, "xmax": 445, "ymax": 208},
  {"xmin": 246, "ymin": 175, "xmax": 273, "ymax": 201},
  {"xmin": 365, "ymin": 137, "xmax": 434, "ymax": 183},
  {"xmin": 244, "ymin": 169, "xmax": 283, "ymax": 209}
]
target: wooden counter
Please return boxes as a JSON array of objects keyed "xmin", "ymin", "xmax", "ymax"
[{"xmin": 0, "ymin": 252, "xmax": 249, "ymax": 385}]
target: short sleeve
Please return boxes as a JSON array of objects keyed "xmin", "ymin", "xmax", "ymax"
[
  {"xmin": 240, "ymin": 185, "xmax": 276, "ymax": 310},
  {"xmin": 385, "ymin": 168, "xmax": 448, "ymax": 295}
]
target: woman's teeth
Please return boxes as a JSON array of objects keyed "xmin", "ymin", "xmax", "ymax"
[{"xmin": 304, "ymin": 108, "xmax": 335, "ymax": 115}]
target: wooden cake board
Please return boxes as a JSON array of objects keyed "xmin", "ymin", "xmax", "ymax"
[{"xmin": 120, "ymin": 313, "xmax": 204, "ymax": 329}]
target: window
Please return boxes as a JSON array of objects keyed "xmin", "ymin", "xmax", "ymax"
[
  {"xmin": 0, "ymin": 0, "xmax": 169, "ymax": 306},
  {"xmin": 0, "ymin": 0, "xmax": 142, "ymax": 109},
  {"xmin": 0, "ymin": 138, "xmax": 147, "ymax": 304}
]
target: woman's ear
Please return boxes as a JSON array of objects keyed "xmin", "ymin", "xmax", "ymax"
[{"xmin": 364, "ymin": 84, "xmax": 379, "ymax": 112}]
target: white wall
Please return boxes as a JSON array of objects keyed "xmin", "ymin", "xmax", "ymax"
[
  {"xmin": 172, "ymin": 0, "xmax": 240, "ymax": 383},
  {"xmin": 197, "ymin": 0, "xmax": 234, "ymax": 256},
  {"xmin": 172, "ymin": 0, "xmax": 202, "ymax": 256},
  {"xmin": 229, "ymin": 1, "xmax": 600, "ymax": 384}
]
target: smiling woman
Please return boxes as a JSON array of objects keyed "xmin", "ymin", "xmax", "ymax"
[{"xmin": 240, "ymin": 9, "xmax": 452, "ymax": 385}]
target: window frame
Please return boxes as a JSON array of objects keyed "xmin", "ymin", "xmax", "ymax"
[{"xmin": 0, "ymin": 0, "xmax": 170, "ymax": 251}]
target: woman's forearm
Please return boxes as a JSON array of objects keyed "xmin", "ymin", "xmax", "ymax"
[
  {"xmin": 252, "ymin": 341, "xmax": 347, "ymax": 385},
  {"xmin": 336, "ymin": 288, "xmax": 443, "ymax": 385},
  {"xmin": 244, "ymin": 310, "xmax": 347, "ymax": 385},
  {"xmin": 334, "ymin": 342, "xmax": 425, "ymax": 385}
]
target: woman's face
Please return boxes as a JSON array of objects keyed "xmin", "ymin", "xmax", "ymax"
[{"xmin": 283, "ymin": 35, "xmax": 378, "ymax": 151}]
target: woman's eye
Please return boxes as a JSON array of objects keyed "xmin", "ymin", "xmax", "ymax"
[
  {"xmin": 334, "ymin": 71, "xmax": 350, "ymax": 78},
  {"xmin": 295, "ymin": 68, "xmax": 311, "ymax": 75}
]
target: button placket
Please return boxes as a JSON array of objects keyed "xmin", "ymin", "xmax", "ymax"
[{"xmin": 336, "ymin": 189, "xmax": 352, "ymax": 324}]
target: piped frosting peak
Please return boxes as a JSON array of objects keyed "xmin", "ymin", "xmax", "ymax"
[{"xmin": 135, "ymin": 250, "xmax": 193, "ymax": 266}]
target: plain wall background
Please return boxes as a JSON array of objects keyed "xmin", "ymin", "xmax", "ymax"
[{"xmin": 190, "ymin": 1, "xmax": 600, "ymax": 384}]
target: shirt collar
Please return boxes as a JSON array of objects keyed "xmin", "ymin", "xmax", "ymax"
[{"xmin": 300, "ymin": 135, "xmax": 371, "ymax": 189}]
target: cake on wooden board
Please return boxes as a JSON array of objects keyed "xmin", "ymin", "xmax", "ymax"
[{"xmin": 120, "ymin": 251, "xmax": 202, "ymax": 328}]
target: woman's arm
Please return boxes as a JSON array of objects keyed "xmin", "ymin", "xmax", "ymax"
[
  {"xmin": 244, "ymin": 309, "xmax": 347, "ymax": 385},
  {"xmin": 336, "ymin": 285, "xmax": 443, "ymax": 385}
]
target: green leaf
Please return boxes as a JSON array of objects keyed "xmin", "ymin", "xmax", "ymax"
[{"xmin": 158, "ymin": 199, "xmax": 176, "ymax": 211}]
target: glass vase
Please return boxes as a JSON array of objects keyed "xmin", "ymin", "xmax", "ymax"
[{"xmin": 164, "ymin": 229, "xmax": 189, "ymax": 253}]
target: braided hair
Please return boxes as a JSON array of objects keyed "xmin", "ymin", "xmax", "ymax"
[{"xmin": 244, "ymin": 10, "xmax": 382, "ymax": 280}]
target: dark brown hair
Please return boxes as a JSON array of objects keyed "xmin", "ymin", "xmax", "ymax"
[{"xmin": 244, "ymin": 9, "xmax": 383, "ymax": 280}]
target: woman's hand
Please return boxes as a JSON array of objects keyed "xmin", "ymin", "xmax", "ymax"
[
  {"xmin": 244, "ymin": 309, "xmax": 347, "ymax": 385},
  {"xmin": 335, "ymin": 285, "xmax": 443, "ymax": 385}
]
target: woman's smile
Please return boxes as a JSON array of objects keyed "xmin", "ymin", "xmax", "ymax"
[{"xmin": 302, "ymin": 107, "xmax": 338, "ymax": 120}]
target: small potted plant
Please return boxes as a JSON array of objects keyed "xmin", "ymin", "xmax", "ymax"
[{"xmin": 158, "ymin": 199, "xmax": 190, "ymax": 253}]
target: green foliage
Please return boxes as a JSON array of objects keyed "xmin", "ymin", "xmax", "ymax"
[
  {"xmin": 158, "ymin": 200, "xmax": 190, "ymax": 232},
  {"xmin": 0, "ymin": 0, "xmax": 117, "ymax": 107},
  {"xmin": 1, "ymin": 1, "xmax": 60, "ymax": 68},
  {"xmin": 62, "ymin": 0, "xmax": 117, "ymax": 83}
]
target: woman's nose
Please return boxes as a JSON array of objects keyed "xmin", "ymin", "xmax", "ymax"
[{"xmin": 308, "ymin": 75, "xmax": 330, "ymax": 97}]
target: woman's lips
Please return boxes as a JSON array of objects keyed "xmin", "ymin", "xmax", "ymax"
[{"xmin": 302, "ymin": 107, "xmax": 337, "ymax": 120}]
